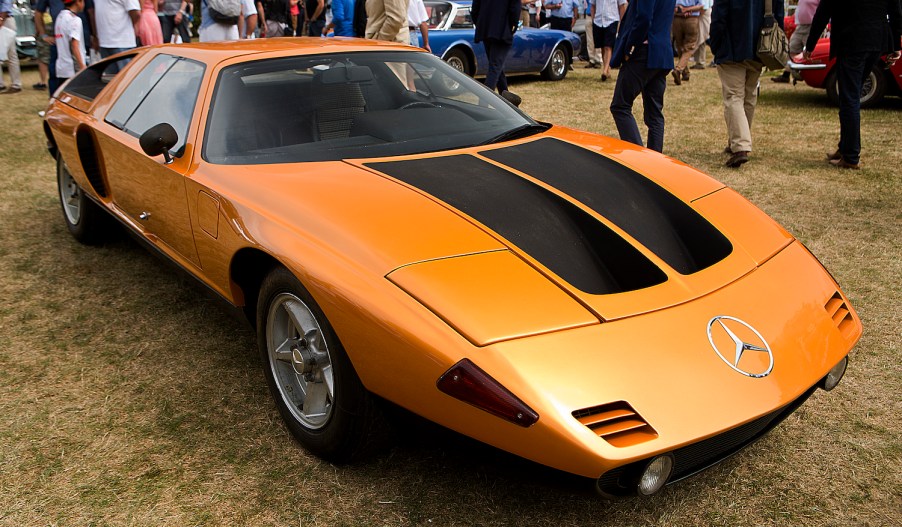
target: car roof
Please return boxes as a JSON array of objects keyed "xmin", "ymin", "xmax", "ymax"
[{"xmin": 139, "ymin": 37, "xmax": 420, "ymax": 63}]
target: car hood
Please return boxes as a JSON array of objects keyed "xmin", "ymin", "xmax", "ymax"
[{"xmin": 208, "ymin": 128, "xmax": 793, "ymax": 342}]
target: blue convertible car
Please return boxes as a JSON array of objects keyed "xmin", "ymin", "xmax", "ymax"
[{"xmin": 418, "ymin": 1, "xmax": 581, "ymax": 81}]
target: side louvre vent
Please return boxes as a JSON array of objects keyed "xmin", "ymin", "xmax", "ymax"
[
  {"xmin": 824, "ymin": 292, "xmax": 855, "ymax": 339},
  {"xmin": 573, "ymin": 401, "xmax": 657, "ymax": 447},
  {"xmin": 76, "ymin": 128, "xmax": 107, "ymax": 197}
]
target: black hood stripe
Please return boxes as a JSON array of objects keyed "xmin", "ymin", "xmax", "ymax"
[
  {"xmin": 480, "ymin": 138, "xmax": 732, "ymax": 275},
  {"xmin": 367, "ymin": 155, "xmax": 667, "ymax": 295}
]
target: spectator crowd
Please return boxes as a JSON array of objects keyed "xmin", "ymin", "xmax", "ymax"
[{"xmin": 2, "ymin": 0, "xmax": 900, "ymax": 170}]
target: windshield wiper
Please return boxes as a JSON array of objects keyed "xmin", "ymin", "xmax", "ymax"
[{"xmin": 478, "ymin": 123, "xmax": 550, "ymax": 146}]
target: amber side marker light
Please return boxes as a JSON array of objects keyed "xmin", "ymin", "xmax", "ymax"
[{"xmin": 437, "ymin": 359, "xmax": 539, "ymax": 427}]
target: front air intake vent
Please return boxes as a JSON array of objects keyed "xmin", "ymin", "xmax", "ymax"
[
  {"xmin": 573, "ymin": 401, "xmax": 657, "ymax": 447},
  {"xmin": 824, "ymin": 292, "xmax": 855, "ymax": 339}
]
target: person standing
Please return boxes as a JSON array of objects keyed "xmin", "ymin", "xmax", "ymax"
[
  {"xmin": 544, "ymin": 0, "xmax": 576, "ymax": 31},
  {"xmin": 323, "ymin": 0, "xmax": 354, "ymax": 36},
  {"xmin": 55, "ymin": 0, "xmax": 86, "ymax": 83},
  {"xmin": 690, "ymin": 0, "xmax": 711, "ymax": 70},
  {"xmin": 773, "ymin": 0, "xmax": 818, "ymax": 82},
  {"xmin": 709, "ymin": 0, "xmax": 783, "ymax": 168},
  {"xmin": 608, "ymin": 0, "xmax": 674, "ymax": 153},
  {"xmin": 472, "ymin": 0, "xmax": 522, "ymax": 106},
  {"xmin": 305, "ymin": 0, "xmax": 325, "ymax": 35},
  {"xmin": 93, "ymin": 0, "xmax": 140, "ymax": 59},
  {"xmin": 261, "ymin": 0, "xmax": 290, "ymax": 37},
  {"xmin": 804, "ymin": 0, "xmax": 902, "ymax": 169},
  {"xmin": 365, "ymin": 0, "xmax": 407, "ymax": 43},
  {"xmin": 134, "ymin": 0, "xmax": 163, "ymax": 45},
  {"xmin": 198, "ymin": 0, "xmax": 239, "ymax": 40},
  {"xmin": 670, "ymin": 0, "xmax": 701, "ymax": 84},
  {"xmin": 0, "ymin": 0, "xmax": 22, "ymax": 93},
  {"xmin": 159, "ymin": 0, "xmax": 192, "ymax": 43},
  {"xmin": 36, "ymin": 0, "xmax": 66, "ymax": 92},
  {"xmin": 590, "ymin": 0, "xmax": 627, "ymax": 81},
  {"xmin": 407, "ymin": 0, "xmax": 430, "ymax": 51}
]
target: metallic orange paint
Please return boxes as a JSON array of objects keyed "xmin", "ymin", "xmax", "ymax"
[{"xmin": 45, "ymin": 39, "xmax": 861, "ymax": 483}]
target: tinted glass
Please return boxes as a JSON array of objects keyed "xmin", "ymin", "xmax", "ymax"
[
  {"xmin": 204, "ymin": 51, "xmax": 534, "ymax": 165},
  {"xmin": 106, "ymin": 54, "xmax": 178, "ymax": 129},
  {"xmin": 62, "ymin": 54, "xmax": 137, "ymax": 102},
  {"xmin": 122, "ymin": 59, "xmax": 205, "ymax": 154}
]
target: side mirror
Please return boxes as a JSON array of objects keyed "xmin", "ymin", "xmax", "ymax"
[{"xmin": 139, "ymin": 123, "xmax": 178, "ymax": 164}]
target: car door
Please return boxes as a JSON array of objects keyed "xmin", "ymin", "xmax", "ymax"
[{"xmin": 98, "ymin": 54, "xmax": 206, "ymax": 268}]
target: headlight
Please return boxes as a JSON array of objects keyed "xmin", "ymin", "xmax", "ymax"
[
  {"xmin": 637, "ymin": 455, "xmax": 674, "ymax": 496},
  {"xmin": 821, "ymin": 356, "xmax": 848, "ymax": 391}
]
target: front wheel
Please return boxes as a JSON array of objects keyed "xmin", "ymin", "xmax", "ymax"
[
  {"xmin": 444, "ymin": 48, "xmax": 473, "ymax": 77},
  {"xmin": 257, "ymin": 267, "xmax": 386, "ymax": 462},
  {"xmin": 57, "ymin": 154, "xmax": 112, "ymax": 245},
  {"xmin": 541, "ymin": 45, "xmax": 569, "ymax": 81}
]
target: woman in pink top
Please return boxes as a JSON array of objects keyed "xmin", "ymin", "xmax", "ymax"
[{"xmin": 135, "ymin": 0, "xmax": 164, "ymax": 45}]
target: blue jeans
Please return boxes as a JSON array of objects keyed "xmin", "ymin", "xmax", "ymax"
[
  {"xmin": 483, "ymin": 39, "xmax": 512, "ymax": 93},
  {"xmin": 609, "ymin": 44, "xmax": 668, "ymax": 152},
  {"xmin": 836, "ymin": 51, "xmax": 880, "ymax": 165},
  {"xmin": 100, "ymin": 47, "xmax": 135, "ymax": 74}
]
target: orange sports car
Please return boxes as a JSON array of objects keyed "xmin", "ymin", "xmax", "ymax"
[{"xmin": 44, "ymin": 38, "xmax": 861, "ymax": 498}]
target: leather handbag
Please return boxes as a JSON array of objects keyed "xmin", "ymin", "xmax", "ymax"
[{"xmin": 757, "ymin": 0, "xmax": 790, "ymax": 70}]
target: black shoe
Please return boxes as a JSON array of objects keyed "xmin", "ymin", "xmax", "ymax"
[
  {"xmin": 682, "ymin": 69, "xmax": 690, "ymax": 81},
  {"xmin": 690, "ymin": 63, "xmax": 705, "ymax": 70},
  {"xmin": 723, "ymin": 146, "xmax": 733, "ymax": 154},
  {"xmin": 771, "ymin": 72, "xmax": 790, "ymax": 83},
  {"xmin": 725, "ymin": 151, "xmax": 749, "ymax": 168},
  {"xmin": 33, "ymin": 82, "xmax": 47, "ymax": 90},
  {"xmin": 826, "ymin": 149, "xmax": 842, "ymax": 161},
  {"xmin": 500, "ymin": 90, "xmax": 522, "ymax": 107},
  {"xmin": 584, "ymin": 62, "xmax": 599, "ymax": 69},
  {"xmin": 600, "ymin": 73, "xmax": 608, "ymax": 82},
  {"xmin": 671, "ymin": 69, "xmax": 682, "ymax": 86}
]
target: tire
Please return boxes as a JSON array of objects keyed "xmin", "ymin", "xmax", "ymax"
[
  {"xmin": 57, "ymin": 154, "xmax": 112, "ymax": 245},
  {"xmin": 444, "ymin": 48, "xmax": 473, "ymax": 77},
  {"xmin": 825, "ymin": 66, "xmax": 887, "ymax": 108},
  {"xmin": 256, "ymin": 267, "xmax": 386, "ymax": 463},
  {"xmin": 541, "ymin": 44, "xmax": 569, "ymax": 81}
]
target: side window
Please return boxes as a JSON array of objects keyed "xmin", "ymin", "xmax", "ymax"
[
  {"xmin": 62, "ymin": 54, "xmax": 137, "ymax": 101},
  {"xmin": 106, "ymin": 55, "xmax": 206, "ymax": 156}
]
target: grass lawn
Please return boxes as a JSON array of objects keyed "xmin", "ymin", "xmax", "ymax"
[{"xmin": 0, "ymin": 57, "xmax": 899, "ymax": 526}]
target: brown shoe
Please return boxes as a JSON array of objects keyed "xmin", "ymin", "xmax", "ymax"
[
  {"xmin": 829, "ymin": 157, "xmax": 860, "ymax": 170},
  {"xmin": 682, "ymin": 69, "xmax": 690, "ymax": 81},
  {"xmin": 671, "ymin": 69, "xmax": 682, "ymax": 86},
  {"xmin": 725, "ymin": 151, "xmax": 749, "ymax": 168},
  {"xmin": 0, "ymin": 87, "xmax": 22, "ymax": 94},
  {"xmin": 826, "ymin": 149, "xmax": 842, "ymax": 161},
  {"xmin": 723, "ymin": 146, "xmax": 733, "ymax": 154}
]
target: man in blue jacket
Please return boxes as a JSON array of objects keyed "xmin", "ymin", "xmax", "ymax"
[
  {"xmin": 608, "ymin": 0, "xmax": 675, "ymax": 153},
  {"xmin": 709, "ymin": 0, "xmax": 783, "ymax": 168}
]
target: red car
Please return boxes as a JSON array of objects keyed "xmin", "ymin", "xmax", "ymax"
[{"xmin": 790, "ymin": 36, "xmax": 902, "ymax": 108}]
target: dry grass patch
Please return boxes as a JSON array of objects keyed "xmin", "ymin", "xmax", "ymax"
[{"xmin": 0, "ymin": 62, "xmax": 899, "ymax": 526}]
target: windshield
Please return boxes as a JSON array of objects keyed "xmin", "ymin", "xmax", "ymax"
[{"xmin": 203, "ymin": 51, "xmax": 534, "ymax": 165}]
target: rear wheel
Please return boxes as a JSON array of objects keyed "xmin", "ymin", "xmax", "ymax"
[
  {"xmin": 542, "ymin": 45, "xmax": 569, "ymax": 81},
  {"xmin": 57, "ymin": 154, "xmax": 111, "ymax": 245},
  {"xmin": 257, "ymin": 267, "xmax": 386, "ymax": 462},
  {"xmin": 825, "ymin": 66, "xmax": 887, "ymax": 108}
]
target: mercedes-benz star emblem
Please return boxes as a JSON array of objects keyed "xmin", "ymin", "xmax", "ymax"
[{"xmin": 706, "ymin": 316, "xmax": 774, "ymax": 378}]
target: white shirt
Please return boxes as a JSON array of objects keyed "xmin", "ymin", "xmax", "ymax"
[
  {"xmin": 94, "ymin": 0, "xmax": 141, "ymax": 48},
  {"xmin": 593, "ymin": 0, "xmax": 626, "ymax": 28},
  {"xmin": 407, "ymin": 0, "xmax": 428, "ymax": 28},
  {"xmin": 55, "ymin": 9, "xmax": 85, "ymax": 78}
]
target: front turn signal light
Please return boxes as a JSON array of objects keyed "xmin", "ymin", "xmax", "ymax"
[{"xmin": 437, "ymin": 359, "xmax": 539, "ymax": 427}]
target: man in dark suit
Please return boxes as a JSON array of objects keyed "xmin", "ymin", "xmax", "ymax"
[
  {"xmin": 804, "ymin": 0, "xmax": 902, "ymax": 169},
  {"xmin": 472, "ymin": 0, "xmax": 523, "ymax": 106},
  {"xmin": 608, "ymin": 0, "xmax": 675, "ymax": 153},
  {"xmin": 710, "ymin": 0, "xmax": 783, "ymax": 168}
]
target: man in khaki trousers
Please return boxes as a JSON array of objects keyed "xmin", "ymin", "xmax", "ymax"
[{"xmin": 365, "ymin": 0, "xmax": 409, "ymax": 43}]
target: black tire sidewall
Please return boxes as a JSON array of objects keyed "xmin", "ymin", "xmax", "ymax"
[{"xmin": 255, "ymin": 267, "xmax": 375, "ymax": 463}]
